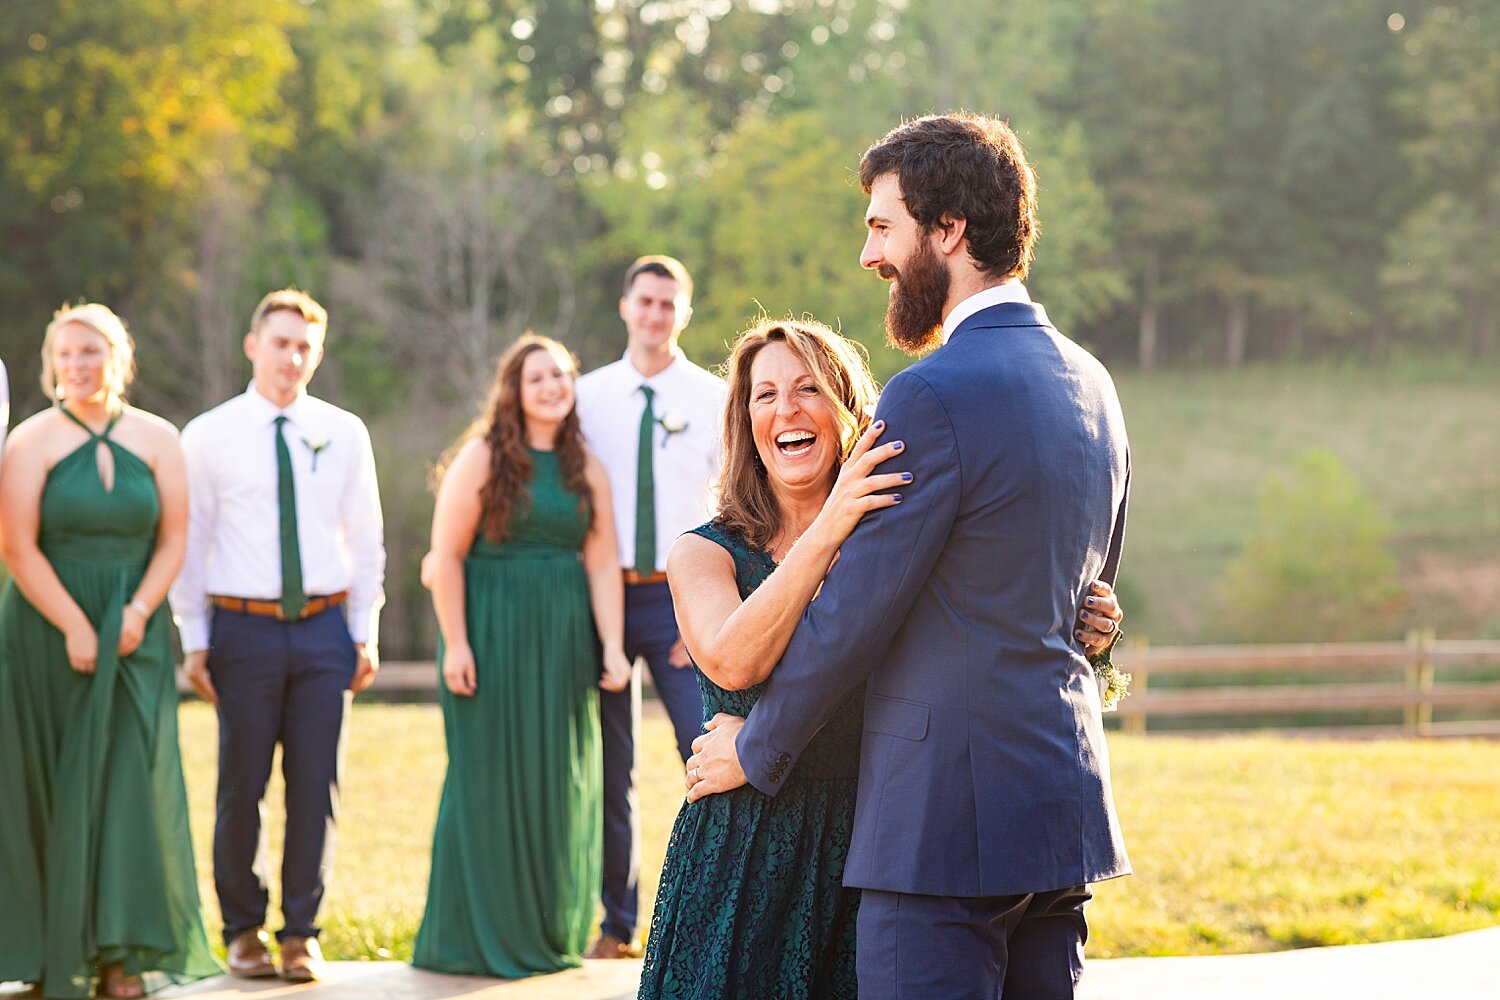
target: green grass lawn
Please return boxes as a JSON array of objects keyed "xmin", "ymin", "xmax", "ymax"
[
  {"xmin": 177, "ymin": 701, "xmax": 1500, "ymax": 961},
  {"xmin": 164, "ymin": 361, "xmax": 1500, "ymax": 960}
]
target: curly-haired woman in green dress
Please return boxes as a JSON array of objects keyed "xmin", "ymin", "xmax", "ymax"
[
  {"xmin": 0, "ymin": 304, "xmax": 219, "ymax": 999},
  {"xmin": 413, "ymin": 335, "xmax": 632, "ymax": 978},
  {"xmin": 639, "ymin": 318, "xmax": 1124, "ymax": 998}
]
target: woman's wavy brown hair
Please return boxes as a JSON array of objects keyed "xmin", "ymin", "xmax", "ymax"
[
  {"xmin": 463, "ymin": 334, "xmax": 592, "ymax": 543},
  {"xmin": 716, "ymin": 318, "xmax": 880, "ymax": 550}
]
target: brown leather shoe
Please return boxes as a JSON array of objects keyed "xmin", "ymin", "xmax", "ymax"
[
  {"xmin": 226, "ymin": 928, "xmax": 276, "ymax": 978},
  {"xmin": 583, "ymin": 933, "xmax": 642, "ymax": 959},
  {"xmin": 279, "ymin": 935, "xmax": 326, "ymax": 982}
]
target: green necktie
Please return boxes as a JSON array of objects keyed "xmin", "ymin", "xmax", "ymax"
[
  {"xmin": 275, "ymin": 415, "xmax": 306, "ymax": 619},
  {"xmin": 635, "ymin": 385, "xmax": 657, "ymax": 577}
]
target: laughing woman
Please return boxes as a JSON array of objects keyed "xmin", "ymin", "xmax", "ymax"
[{"xmin": 0, "ymin": 304, "xmax": 219, "ymax": 999}]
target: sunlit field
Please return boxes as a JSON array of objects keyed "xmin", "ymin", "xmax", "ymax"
[{"xmin": 176, "ymin": 701, "xmax": 1500, "ymax": 961}]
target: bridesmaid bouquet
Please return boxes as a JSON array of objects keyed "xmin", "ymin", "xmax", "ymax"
[{"xmin": 1089, "ymin": 635, "xmax": 1132, "ymax": 713}]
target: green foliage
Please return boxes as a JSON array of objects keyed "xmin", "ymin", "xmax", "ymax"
[
  {"xmin": 686, "ymin": 112, "xmax": 880, "ymax": 366},
  {"xmin": 5, "ymin": 0, "xmax": 1496, "ymax": 387},
  {"xmin": 4, "ymin": 0, "xmax": 1498, "ymax": 653},
  {"xmin": 0, "ymin": 0, "xmax": 302, "ymax": 373},
  {"xmin": 1218, "ymin": 449, "xmax": 1402, "ymax": 642},
  {"xmin": 1382, "ymin": 4, "xmax": 1500, "ymax": 355},
  {"xmin": 1023, "ymin": 121, "xmax": 1131, "ymax": 337},
  {"xmin": 586, "ymin": 99, "xmax": 901, "ymax": 376}
]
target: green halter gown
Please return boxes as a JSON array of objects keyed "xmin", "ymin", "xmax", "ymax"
[{"xmin": 0, "ymin": 407, "xmax": 220, "ymax": 998}]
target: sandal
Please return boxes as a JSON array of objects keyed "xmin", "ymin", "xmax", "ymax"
[{"xmin": 99, "ymin": 964, "xmax": 145, "ymax": 999}]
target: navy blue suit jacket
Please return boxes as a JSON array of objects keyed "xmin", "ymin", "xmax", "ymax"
[{"xmin": 736, "ymin": 300, "xmax": 1131, "ymax": 897}]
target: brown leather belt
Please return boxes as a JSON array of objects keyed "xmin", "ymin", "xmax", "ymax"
[
  {"xmin": 622, "ymin": 569, "xmax": 669, "ymax": 586},
  {"xmin": 211, "ymin": 591, "xmax": 349, "ymax": 621}
]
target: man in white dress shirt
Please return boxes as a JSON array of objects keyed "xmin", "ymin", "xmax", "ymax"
[
  {"xmin": 574, "ymin": 256, "xmax": 726, "ymax": 957},
  {"xmin": 170, "ymin": 288, "xmax": 385, "ymax": 983},
  {"xmin": 1, "ymin": 358, "xmax": 9, "ymax": 458}
]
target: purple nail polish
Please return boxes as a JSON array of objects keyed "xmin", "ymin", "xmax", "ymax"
[
  {"xmin": 1086, "ymin": 597, "xmax": 1096, "ymax": 606},
  {"xmin": 892, "ymin": 494, "xmax": 903, "ymax": 503},
  {"xmin": 901, "ymin": 473, "xmax": 913, "ymax": 483},
  {"xmin": 892, "ymin": 441, "xmax": 904, "ymax": 451}
]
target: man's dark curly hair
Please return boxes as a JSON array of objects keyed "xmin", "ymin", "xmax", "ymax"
[{"xmin": 858, "ymin": 113, "xmax": 1038, "ymax": 281}]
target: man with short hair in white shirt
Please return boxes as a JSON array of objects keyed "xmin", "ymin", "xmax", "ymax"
[
  {"xmin": 169, "ymin": 288, "xmax": 385, "ymax": 983},
  {"xmin": 574, "ymin": 255, "xmax": 726, "ymax": 958},
  {"xmin": 1, "ymin": 358, "xmax": 9, "ymax": 458}
]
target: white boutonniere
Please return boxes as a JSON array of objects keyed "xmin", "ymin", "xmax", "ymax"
[
  {"xmin": 656, "ymin": 411, "xmax": 689, "ymax": 444},
  {"xmin": 302, "ymin": 435, "xmax": 330, "ymax": 472}
]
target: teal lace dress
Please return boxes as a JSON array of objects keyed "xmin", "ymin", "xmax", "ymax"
[{"xmin": 640, "ymin": 521, "xmax": 863, "ymax": 999}]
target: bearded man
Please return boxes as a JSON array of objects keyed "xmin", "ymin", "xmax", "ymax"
[{"xmin": 686, "ymin": 113, "xmax": 1132, "ymax": 999}]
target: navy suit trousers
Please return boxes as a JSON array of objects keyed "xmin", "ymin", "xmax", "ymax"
[
  {"xmin": 598, "ymin": 581, "xmax": 704, "ymax": 942},
  {"xmin": 207, "ymin": 606, "xmax": 356, "ymax": 944},
  {"xmin": 857, "ymin": 885, "xmax": 1091, "ymax": 999}
]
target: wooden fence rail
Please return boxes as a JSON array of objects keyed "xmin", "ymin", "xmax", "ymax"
[
  {"xmin": 180, "ymin": 637, "xmax": 1500, "ymax": 738},
  {"xmin": 1111, "ymin": 634, "xmax": 1500, "ymax": 738}
]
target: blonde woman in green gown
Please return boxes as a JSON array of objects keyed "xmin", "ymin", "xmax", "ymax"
[
  {"xmin": 0, "ymin": 304, "xmax": 219, "ymax": 998},
  {"xmin": 413, "ymin": 335, "xmax": 632, "ymax": 978}
]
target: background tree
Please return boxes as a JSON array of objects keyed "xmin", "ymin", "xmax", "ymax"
[
  {"xmin": 1076, "ymin": 0, "xmax": 1219, "ymax": 370},
  {"xmin": 1218, "ymin": 449, "xmax": 1403, "ymax": 642},
  {"xmin": 0, "ymin": 0, "xmax": 302, "ymax": 414},
  {"xmin": 1383, "ymin": 3, "xmax": 1500, "ymax": 357}
]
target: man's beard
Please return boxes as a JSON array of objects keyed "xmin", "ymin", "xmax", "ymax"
[{"xmin": 880, "ymin": 237, "xmax": 949, "ymax": 356}]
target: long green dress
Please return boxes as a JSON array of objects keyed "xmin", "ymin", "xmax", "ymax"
[
  {"xmin": 640, "ymin": 520, "xmax": 864, "ymax": 999},
  {"xmin": 413, "ymin": 447, "xmax": 602, "ymax": 978},
  {"xmin": 0, "ymin": 409, "xmax": 220, "ymax": 999}
]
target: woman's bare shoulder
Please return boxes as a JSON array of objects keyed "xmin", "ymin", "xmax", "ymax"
[
  {"xmin": 120, "ymin": 405, "xmax": 179, "ymax": 437},
  {"xmin": 118, "ymin": 406, "xmax": 182, "ymax": 454},
  {"xmin": 667, "ymin": 529, "xmax": 735, "ymax": 578},
  {"xmin": 5, "ymin": 408, "xmax": 74, "ymax": 460}
]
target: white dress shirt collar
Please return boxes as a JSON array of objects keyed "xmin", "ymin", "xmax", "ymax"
[
  {"xmin": 941, "ymin": 280, "xmax": 1032, "ymax": 345},
  {"xmin": 623, "ymin": 350, "xmax": 687, "ymax": 388},
  {"xmin": 244, "ymin": 381, "xmax": 309, "ymax": 424}
]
